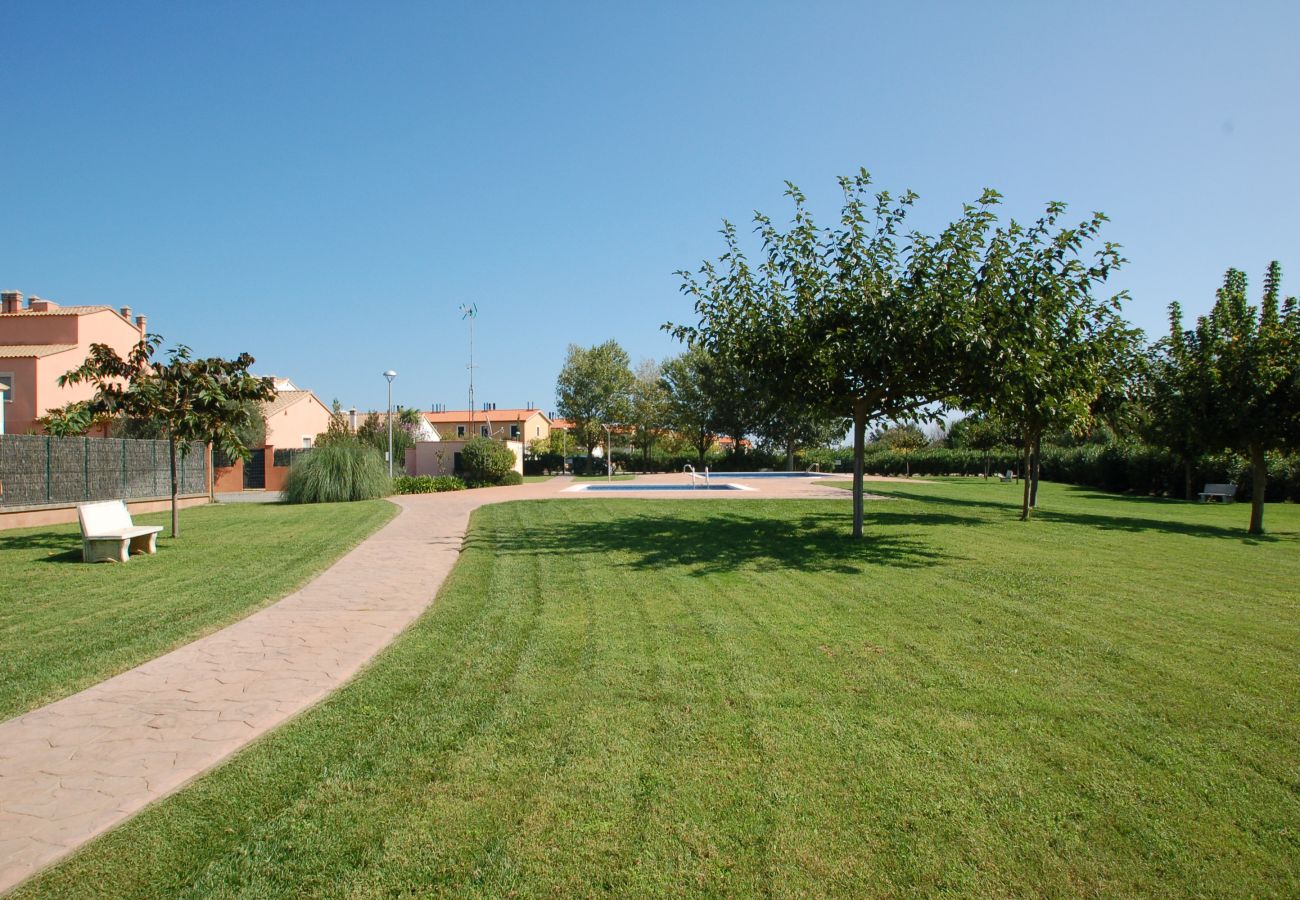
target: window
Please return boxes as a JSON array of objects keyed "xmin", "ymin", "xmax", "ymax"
[
  {"xmin": 480, "ymin": 425, "xmax": 489, "ymax": 437},
  {"xmin": 302, "ymin": 436, "xmax": 313, "ymax": 448},
  {"xmin": 0, "ymin": 373, "xmax": 11, "ymax": 402},
  {"xmin": 456, "ymin": 425, "xmax": 465, "ymax": 438},
  {"xmin": 510, "ymin": 424, "xmax": 519, "ymax": 439},
  {"xmin": 535, "ymin": 426, "xmax": 540, "ymax": 437}
]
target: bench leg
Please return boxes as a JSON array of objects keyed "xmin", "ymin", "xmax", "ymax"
[
  {"xmin": 129, "ymin": 533, "xmax": 158, "ymax": 556},
  {"xmin": 83, "ymin": 539, "xmax": 130, "ymax": 563}
]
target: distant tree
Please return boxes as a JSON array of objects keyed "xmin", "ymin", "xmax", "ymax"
[
  {"xmin": 628, "ymin": 358, "xmax": 668, "ymax": 470},
  {"xmin": 660, "ymin": 346, "xmax": 717, "ymax": 464},
  {"xmin": 945, "ymin": 413, "xmax": 1015, "ymax": 478},
  {"xmin": 317, "ymin": 399, "xmax": 355, "ymax": 447},
  {"xmin": 1142, "ymin": 337, "xmax": 1207, "ymax": 500},
  {"xmin": 231, "ymin": 399, "xmax": 267, "ymax": 450},
  {"xmin": 958, "ymin": 202, "xmax": 1132, "ymax": 519},
  {"xmin": 1167, "ymin": 263, "xmax": 1300, "ymax": 534},
  {"xmin": 61, "ymin": 335, "xmax": 275, "ymax": 537},
  {"xmin": 874, "ymin": 423, "xmax": 930, "ymax": 476},
  {"xmin": 756, "ymin": 401, "xmax": 846, "ymax": 470},
  {"xmin": 555, "ymin": 340, "xmax": 634, "ymax": 472}
]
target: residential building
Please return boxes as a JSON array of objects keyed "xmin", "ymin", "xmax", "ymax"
[
  {"xmin": 421, "ymin": 405, "xmax": 552, "ymax": 444},
  {"xmin": 213, "ymin": 378, "xmax": 334, "ymax": 492},
  {"xmin": 0, "ymin": 291, "xmax": 149, "ymax": 435}
]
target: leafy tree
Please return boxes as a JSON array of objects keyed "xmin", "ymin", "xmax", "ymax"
[
  {"xmin": 945, "ymin": 413, "xmax": 1015, "ymax": 478},
  {"xmin": 61, "ymin": 335, "xmax": 276, "ymax": 537},
  {"xmin": 756, "ymin": 401, "xmax": 846, "ymax": 470},
  {"xmin": 1141, "ymin": 337, "xmax": 1207, "ymax": 500},
  {"xmin": 660, "ymin": 346, "xmax": 717, "ymax": 464},
  {"xmin": 628, "ymin": 358, "xmax": 668, "ymax": 470},
  {"xmin": 959, "ymin": 202, "xmax": 1132, "ymax": 520},
  {"xmin": 231, "ymin": 399, "xmax": 267, "ymax": 450},
  {"xmin": 672, "ymin": 171, "xmax": 997, "ymax": 537},
  {"xmin": 555, "ymin": 340, "xmax": 634, "ymax": 472},
  {"xmin": 1167, "ymin": 263, "xmax": 1300, "ymax": 534},
  {"xmin": 317, "ymin": 399, "xmax": 355, "ymax": 447},
  {"xmin": 874, "ymin": 423, "xmax": 930, "ymax": 476}
]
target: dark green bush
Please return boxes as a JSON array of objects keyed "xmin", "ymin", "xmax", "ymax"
[
  {"xmin": 460, "ymin": 437, "xmax": 519, "ymax": 485},
  {"xmin": 285, "ymin": 443, "xmax": 390, "ymax": 503},
  {"xmin": 500, "ymin": 471, "xmax": 524, "ymax": 486}
]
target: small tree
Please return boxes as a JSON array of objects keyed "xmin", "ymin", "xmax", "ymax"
[
  {"xmin": 61, "ymin": 335, "xmax": 276, "ymax": 537},
  {"xmin": 875, "ymin": 423, "xmax": 930, "ymax": 476},
  {"xmin": 959, "ymin": 203, "xmax": 1132, "ymax": 520},
  {"xmin": 555, "ymin": 340, "xmax": 634, "ymax": 472},
  {"xmin": 1168, "ymin": 263, "xmax": 1300, "ymax": 534},
  {"xmin": 39, "ymin": 401, "xmax": 95, "ymax": 437},
  {"xmin": 628, "ymin": 358, "xmax": 668, "ymax": 470}
]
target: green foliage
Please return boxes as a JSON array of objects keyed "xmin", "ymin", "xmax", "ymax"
[
  {"xmin": 284, "ymin": 443, "xmax": 390, "ymax": 504},
  {"xmin": 59, "ymin": 335, "xmax": 277, "ymax": 537},
  {"xmin": 353, "ymin": 409, "xmax": 414, "ymax": 464},
  {"xmin": 499, "ymin": 470, "xmax": 524, "ymax": 486},
  {"xmin": 629, "ymin": 357, "xmax": 669, "ymax": 466},
  {"xmin": 39, "ymin": 401, "xmax": 94, "ymax": 437},
  {"xmin": 1163, "ymin": 263, "xmax": 1300, "ymax": 533},
  {"xmin": 660, "ymin": 346, "xmax": 717, "ymax": 463},
  {"xmin": 391, "ymin": 474, "xmax": 466, "ymax": 494},
  {"xmin": 316, "ymin": 399, "xmax": 355, "ymax": 447},
  {"xmin": 555, "ymin": 340, "xmax": 635, "ymax": 453},
  {"xmin": 460, "ymin": 436, "xmax": 517, "ymax": 485}
]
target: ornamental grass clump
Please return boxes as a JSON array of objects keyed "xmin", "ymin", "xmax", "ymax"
[{"xmin": 285, "ymin": 443, "xmax": 390, "ymax": 503}]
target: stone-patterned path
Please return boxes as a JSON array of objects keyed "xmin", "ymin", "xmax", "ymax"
[{"xmin": 0, "ymin": 473, "xmax": 865, "ymax": 892}]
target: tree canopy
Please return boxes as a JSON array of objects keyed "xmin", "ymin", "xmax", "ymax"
[{"xmin": 555, "ymin": 340, "xmax": 634, "ymax": 465}]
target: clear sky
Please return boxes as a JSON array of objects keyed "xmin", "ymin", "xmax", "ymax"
[{"xmin": 3, "ymin": 1, "xmax": 1297, "ymax": 416}]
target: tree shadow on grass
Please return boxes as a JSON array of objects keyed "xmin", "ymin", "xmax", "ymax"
[
  {"xmin": 474, "ymin": 507, "xmax": 960, "ymax": 576},
  {"xmin": 866, "ymin": 485, "xmax": 1295, "ymax": 543},
  {"xmin": 0, "ymin": 530, "xmax": 84, "ymax": 563}
]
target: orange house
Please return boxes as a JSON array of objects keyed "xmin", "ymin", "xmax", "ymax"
[
  {"xmin": 212, "ymin": 379, "xmax": 334, "ymax": 492},
  {"xmin": 0, "ymin": 291, "xmax": 149, "ymax": 435}
]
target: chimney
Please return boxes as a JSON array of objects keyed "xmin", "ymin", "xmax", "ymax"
[
  {"xmin": 135, "ymin": 314, "xmax": 147, "ymax": 334},
  {"xmin": 27, "ymin": 296, "xmax": 55, "ymax": 312},
  {"xmin": 348, "ymin": 408, "xmax": 357, "ymax": 430},
  {"xmin": 0, "ymin": 291, "xmax": 20, "ymax": 314},
  {"xmin": 120, "ymin": 306, "xmax": 132, "ymax": 321}
]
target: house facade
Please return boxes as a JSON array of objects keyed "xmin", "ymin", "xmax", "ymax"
[
  {"xmin": 213, "ymin": 379, "xmax": 334, "ymax": 492},
  {"xmin": 423, "ymin": 407, "xmax": 552, "ymax": 444},
  {"xmin": 0, "ymin": 291, "xmax": 149, "ymax": 435}
]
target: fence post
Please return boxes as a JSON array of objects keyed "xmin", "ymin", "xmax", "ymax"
[
  {"xmin": 45, "ymin": 436, "xmax": 52, "ymax": 503},
  {"xmin": 153, "ymin": 441, "xmax": 158, "ymax": 495},
  {"xmin": 84, "ymin": 437, "xmax": 90, "ymax": 499},
  {"xmin": 122, "ymin": 439, "xmax": 128, "ymax": 496}
]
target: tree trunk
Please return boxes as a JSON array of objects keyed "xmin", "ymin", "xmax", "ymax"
[
  {"xmin": 1183, "ymin": 458, "xmax": 1193, "ymax": 502},
  {"xmin": 1249, "ymin": 443, "xmax": 1267, "ymax": 535},
  {"xmin": 1020, "ymin": 440, "xmax": 1033, "ymax": 521},
  {"xmin": 785, "ymin": 439, "xmax": 795, "ymax": 471},
  {"xmin": 168, "ymin": 435, "xmax": 180, "ymax": 538},
  {"xmin": 852, "ymin": 401, "xmax": 866, "ymax": 539},
  {"xmin": 1029, "ymin": 435, "xmax": 1042, "ymax": 508}
]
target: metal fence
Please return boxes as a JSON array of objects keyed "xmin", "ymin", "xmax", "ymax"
[{"xmin": 0, "ymin": 434, "xmax": 208, "ymax": 508}]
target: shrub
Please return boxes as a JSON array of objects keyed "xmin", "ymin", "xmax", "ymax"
[
  {"xmin": 460, "ymin": 437, "xmax": 518, "ymax": 485},
  {"xmin": 285, "ymin": 443, "xmax": 390, "ymax": 503},
  {"xmin": 391, "ymin": 474, "xmax": 467, "ymax": 494},
  {"xmin": 499, "ymin": 471, "xmax": 524, "ymax": 486}
]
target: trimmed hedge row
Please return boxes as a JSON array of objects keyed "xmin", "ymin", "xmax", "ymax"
[{"xmin": 813, "ymin": 444, "xmax": 1300, "ymax": 502}]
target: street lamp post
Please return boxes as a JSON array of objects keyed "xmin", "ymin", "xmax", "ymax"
[
  {"xmin": 383, "ymin": 370, "xmax": 397, "ymax": 477},
  {"xmin": 603, "ymin": 424, "xmax": 613, "ymax": 481}
]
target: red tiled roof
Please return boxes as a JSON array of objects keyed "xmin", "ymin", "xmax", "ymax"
[
  {"xmin": 0, "ymin": 305, "xmax": 116, "ymax": 317},
  {"xmin": 422, "ymin": 408, "xmax": 550, "ymax": 424}
]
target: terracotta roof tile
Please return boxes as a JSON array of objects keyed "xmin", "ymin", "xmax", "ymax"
[
  {"xmin": 0, "ymin": 305, "xmax": 116, "ymax": 317},
  {"xmin": 261, "ymin": 390, "xmax": 311, "ymax": 417},
  {"xmin": 0, "ymin": 343, "xmax": 78, "ymax": 358}
]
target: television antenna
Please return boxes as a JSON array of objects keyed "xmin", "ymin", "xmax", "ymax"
[{"xmin": 459, "ymin": 303, "xmax": 479, "ymax": 423}]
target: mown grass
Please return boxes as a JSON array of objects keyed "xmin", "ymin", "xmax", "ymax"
[
  {"xmin": 16, "ymin": 481, "xmax": 1300, "ymax": 896},
  {"xmin": 0, "ymin": 500, "xmax": 395, "ymax": 721}
]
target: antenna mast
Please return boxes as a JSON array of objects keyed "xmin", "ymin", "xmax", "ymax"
[{"xmin": 460, "ymin": 303, "xmax": 479, "ymax": 425}]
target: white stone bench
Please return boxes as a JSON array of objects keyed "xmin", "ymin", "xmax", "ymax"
[
  {"xmin": 1197, "ymin": 483, "xmax": 1237, "ymax": 503},
  {"xmin": 77, "ymin": 500, "xmax": 164, "ymax": 563}
]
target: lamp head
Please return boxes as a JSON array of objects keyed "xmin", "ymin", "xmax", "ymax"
[{"xmin": 383, "ymin": 370, "xmax": 397, "ymax": 382}]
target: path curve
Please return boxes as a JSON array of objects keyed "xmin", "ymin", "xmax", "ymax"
[{"xmin": 0, "ymin": 474, "xmax": 861, "ymax": 892}]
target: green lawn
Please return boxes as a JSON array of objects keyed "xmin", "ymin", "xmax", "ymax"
[
  {"xmin": 16, "ymin": 481, "xmax": 1300, "ymax": 896},
  {"xmin": 522, "ymin": 475, "xmax": 557, "ymax": 483},
  {"xmin": 0, "ymin": 500, "xmax": 395, "ymax": 721},
  {"xmin": 572, "ymin": 472, "xmax": 636, "ymax": 481}
]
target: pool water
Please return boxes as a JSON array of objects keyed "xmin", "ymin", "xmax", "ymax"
[
  {"xmin": 570, "ymin": 483, "xmax": 748, "ymax": 492},
  {"xmin": 705, "ymin": 471, "xmax": 825, "ymax": 478}
]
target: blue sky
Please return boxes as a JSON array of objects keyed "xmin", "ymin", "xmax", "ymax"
[{"xmin": 3, "ymin": 1, "xmax": 1297, "ymax": 416}]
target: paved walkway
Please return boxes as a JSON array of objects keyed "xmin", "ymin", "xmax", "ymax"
[{"xmin": 0, "ymin": 472, "xmax": 877, "ymax": 892}]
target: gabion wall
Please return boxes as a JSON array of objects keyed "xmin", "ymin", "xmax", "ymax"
[{"xmin": 0, "ymin": 435, "xmax": 207, "ymax": 508}]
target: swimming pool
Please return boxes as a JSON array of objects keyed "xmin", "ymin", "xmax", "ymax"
[{"xmin": 566, "ymin": 483, "xmax": 753, "ymax": 492}]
